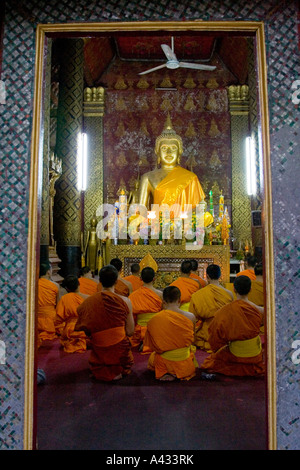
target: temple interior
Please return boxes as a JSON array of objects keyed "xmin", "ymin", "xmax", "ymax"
[
  {"xmin": 43, "ymin": 32, "xmax": 263, "ymax": 285},
  {"xmin": 35, "ymin": 31, "xmax": 267, "ymax": 450}
]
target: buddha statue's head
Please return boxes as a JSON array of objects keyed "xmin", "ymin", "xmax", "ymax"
[{"xmin": 155, "ymin": 115, "xmax": 183, "ymax": 167}]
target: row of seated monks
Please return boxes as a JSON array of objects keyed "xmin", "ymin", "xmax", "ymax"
[{"xmin": 37, "ymin": 255, "xmax": 264, "ymax": 382}]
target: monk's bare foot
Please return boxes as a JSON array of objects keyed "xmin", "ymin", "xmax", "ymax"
[
  {"xmin": 159, "ymin": 374, "xmax": 176, "ymax": 381},
  {"xmin": 113, "ymin": 373, "xmax": 122, "ymax": 380}
]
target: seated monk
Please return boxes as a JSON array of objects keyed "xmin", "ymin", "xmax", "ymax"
[
  {"xmin": 190, "ymin": 259, "xmax": 207, "ymax": 288},
  {"xmin": 78, "ymin": 266, "xmax": 98, "ymax": 296},
  {"xmin": 37, "ymin": 262, "xmax": 60, "ymax": 344},
  {"xmin": 144, "ymin": 286, "xmax": 197, "ymax": 381},
  {"xmin": 123, "ymin": 263, "xmax": 143, "ymax": 292},
  {"xmin": 247, "ymin": 264, "xmax": 264, "ymax": 307},
  {"xmin": 97, "ymin": 258, "xmax": 132, "ymax": 297},
  {"xmin": 189, "ymin": 264, "xmax": 233, "ymax": 352},
  {"xmin": 75, "ymin": 265, "xmax": 134, "ymax": 381},
  {"xmin": 236, "ymin": 256, "xmax": 257, "ymax": 281},
  {"xmin": 55, "ymin": 275, "xmax": 89, "ymax": 353},
  {"xmin": 169, "ymin": 260, "xmax": 200, "ymax": 311},
  {"xmin": 129, "ymin": 267, "xmax": 163, "ymax": 351},
  {"xmin": 200, "ymin": 275, "xmax": 265, "ymax": 377}
]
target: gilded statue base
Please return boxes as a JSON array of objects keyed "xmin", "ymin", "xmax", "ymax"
[{"xmin": 108, "ymin": 243, "xmax": 230, "ymax": 290}]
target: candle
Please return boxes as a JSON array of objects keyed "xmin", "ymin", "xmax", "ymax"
[
  {"xmin": 219, "ymin": 192, "xmax": 224, "ymax": 220},
  {"xmin": 209, "ymin": 190, "xmax": 214, "ymax": 216}
]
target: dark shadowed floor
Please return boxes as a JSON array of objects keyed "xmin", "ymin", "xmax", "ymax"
[{"xmin": 36, "ymin": 339, "xmax": 267, "ymax": 451}]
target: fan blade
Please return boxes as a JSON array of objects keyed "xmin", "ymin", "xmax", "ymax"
[
  {"xmin": 161, "ymin": 44, "xmax": 177, "ymax": 61},
  {"xmin": 138, "ymin": 64, "xmax": 167, "ymax": 75},
  {"xmin": 178, "ymin": 62, "xmax": 216, "ymax": 71}
]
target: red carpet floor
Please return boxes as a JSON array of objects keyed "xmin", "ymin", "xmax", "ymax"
[{"xmin": 36, "ymin": 339, "xmax": 267, "ymax": 450}]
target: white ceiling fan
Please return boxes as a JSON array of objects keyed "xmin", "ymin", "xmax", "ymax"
[{"xmin": 138, "ymin": 37, "xmax": 216, "ymax": 75}]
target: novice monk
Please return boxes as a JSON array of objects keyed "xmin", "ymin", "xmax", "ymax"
[
  {"xmin": 37, "ymin": 262, "xmax": 60, "ymax": 344},
  {"xmin": 144, "ymin": 286, "xmax": 197, "ymax": 381},
  {"xmin": 189, "ymin": 264, "xmax": 233, "ymax": 351},
  {"xmin": 169, "ymin": 260, "xmax": 200, "ymax": 311},
  {"xmin": 190, "ymin": 259, "xmax": 206, "ymax": 288},
  {"xmin": 129, "ymin": 267, "xmax": 163, "ymax": 351},
  {"xmin": 97, "ymin": 258, "xmax": 133, "ymax": 297},
  {"xmin": 200, "ymin": 275, "xmax": 265, "ymax": 377},
  {"xmin": 75, "ymin": 265, "xmax": 135, "ymax": 381},
  {"xmin": 236, "ymin": 256, "xmax": 257, "ymax": 280},
  {"xmin": 247, "ymin": 264, "xmax": 264, "ymax": 307},
  {"xmin": 78, "ymin": 266, "xmax": 98, "ymax": 296},
  {"xmin": 55, "ymin": 275, "xmax": 89, "ymax": 353},
  {"xmin": 124, "ymin": 263, "xmax": 143, "ymax": 292}
]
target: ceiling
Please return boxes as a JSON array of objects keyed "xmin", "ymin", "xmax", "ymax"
[{"xmin": 82, "ymin": 34, "xmax": 251, "ymax": 87}]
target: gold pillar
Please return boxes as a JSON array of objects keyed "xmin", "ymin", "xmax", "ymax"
[{"xmin": 228, "ymin": 85, "xmax": 252, "ymax": 250}]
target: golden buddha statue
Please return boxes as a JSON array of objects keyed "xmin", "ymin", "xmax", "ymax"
[{"xmin": 138, "ymin": 115, "xmax": 206, "ymax": 213}]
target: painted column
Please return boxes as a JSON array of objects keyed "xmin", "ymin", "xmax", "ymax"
[
  {"xmin": 53, "ymin": 39, "xmax": 84, "ymax": 276},
  {"xmin": 82, "ymin": 86, "xmax": 105, "ymax": 270},
  {"xmin": 82, "ymin": 86, "xmax": 105, "ymax": 234},
  {"xmin": 228, "ymin": 85, "xmax": 252, "ymax": 250}
]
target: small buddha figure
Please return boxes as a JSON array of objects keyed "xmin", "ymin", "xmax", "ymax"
[
  {"xmin": 138, "ymin": 115, "xmax": 206, "ymax": 213},
  {"xmin": 84, "ymin": 216, "xmax": 99, "ymax": 273}
]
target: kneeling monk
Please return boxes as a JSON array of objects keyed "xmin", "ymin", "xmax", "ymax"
[
  {"xmin": 37, "ymin": 262, "xmax": 60, "ymax": 344},
  {"xmin": 129, "ymin": 266, "xmax": 163, "ymax": 351},
  {"xmin": 169, "ymin": 260, "xmax": 200, "ymax": 311},
  {"xmin": 189, "ymin": 264, "xmax": 233, "ymax": 352},
  {"xmin": 200, "ymin": 275, "xmax": 264, "ymax": 377},
  {"xmin": 55, "ymin": 275, "xmax": 89, "ymax": 353},
  {"xmin": 144, "ymin": 286, "xmax": 197, "ymax": 381},
  {"xmin": 75, "ymin": 265, "xmax": 135, "ymax": 381}
]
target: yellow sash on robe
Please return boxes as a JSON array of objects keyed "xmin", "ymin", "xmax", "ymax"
[
  {"xmin": 229, "ymin": 335, "xmax": 262, "ymax": 357},
  {"xmin": 136, "ymin": 312, "xmax": 159, "ymax": 327},
  {"xmin": 180, "ymin": 302, "xmax": 190, "ymax": 311},
  {"xmin": 161, "ymin": 345, "xmax": 198, "ymax": 366},
  {"xmin": 154, "ymin": 166, "xmax": 205, "ymax": 210}
]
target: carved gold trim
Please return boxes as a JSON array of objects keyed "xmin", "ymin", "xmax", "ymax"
[
  {"xmin": 24, "ymin": 27, "xmax": 46, "ymax": 451},
  {"xmin": 26, "ymin": 21, "xmax": 275, "ymax": 450},
  {"xmin": 255, "ymin": 23, "xmax": 276, "ymax": 451},
  {"xmin": 109, "ymin": 244, "xmax": 230, "ymax": 287}
]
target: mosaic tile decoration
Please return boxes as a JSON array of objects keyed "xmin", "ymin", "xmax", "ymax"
[{"xmin": 0, "ymin": 0, "xmax": 299, "ymax": 450}]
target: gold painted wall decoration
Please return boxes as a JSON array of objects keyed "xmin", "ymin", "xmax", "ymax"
[{"xmin": 228, "ymin": 84, "xmax": 252, "ymax": 249}]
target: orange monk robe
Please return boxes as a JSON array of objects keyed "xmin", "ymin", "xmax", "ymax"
[
  {"xmin": 97, "ymin": 279, "xmax": 130, "ymax": 297},
  {"xmin": 144, "ymin": 309, "xmax": 197, "ymax": 380},
  {"xmin": 224, "ymin": 281, "xmax": 264, "ymax": 307},
  {"xmin": 75, "ymin": 291, "xmax": 133, "ymax": 381},
  {"xmin": 200, "ymin": 300, "xmax": 264, "ymax": 376},
  {"xmin": 248, "ymin": 281, "xmax": 264, "ymax": 306},
  {"xmin": 79, "ymin": 277, "xmax": 98, "ymax": 296},
  {"xmin": 190, "ymin": 272, "xmax": 206, "ymax": 288},
  {"xmin": 189, "ymin": 284, "xmax": 233, "ymax": 351},
  {"xmin": 37, "ymin": 278, "xmax": 59, "ymax": 343},
  {"xmin": 123, "ymin": 275, "xmax": 143, "ymax": 292},
  {"xmin": 55, "ymin": 293, "xmax": 88, "ymax": 353},
  {"xmin": 236, "ymin": 269, "xmax": 256, "ymax": 280},
  {"xmin": 129, "ymin": 287, "xmax": 163, "ymax": 349},
  {"xmin": 154, "ymin": 166, "xmax": 205, "ymax": 214},
  {"xmin": 169, "ymin": 277, "xmax": 200, "ymax": 306}
]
